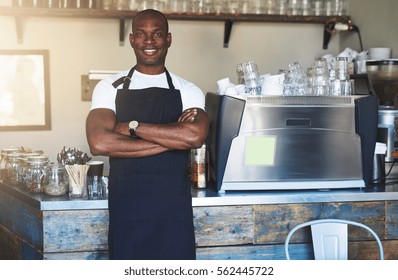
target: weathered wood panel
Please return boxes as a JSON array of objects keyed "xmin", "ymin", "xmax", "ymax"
[
  {"xmin": 0, "ymin": 189, "xmax": 43, "ymax": 249},
  {"xmin": 197, "ymin": 240, "xmax": 398, "ymax": 260},
  {"xmin": 44, "ymin": 250, "xmax": 109, "ymax": 260},
  {"xmin": 386, "ymin": 201, "xmax": 398, "ymax": 239},
  {"xmin": 196, "ymin": 244, "xmax": 312, "ymax": 260},
  {"xmin": 380, "ymin": 240, "xmax": 398, "ymax": 260},
  {"xmin": 193, "ymin": 206, "xmax": 253, "ymax": 247},
  {"xmin": 253, "ymin": 202, "xmax": 386, "ymax": 245},
  {"xmin": 42, "ymin": 210, "xmax": 109, "ymax": 252},
  {"xmin": 0, "ymin": 224, "xmax": 42, "ymax": 260}
]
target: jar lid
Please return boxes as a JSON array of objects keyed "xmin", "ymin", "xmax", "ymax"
[
  {"xmin": 7, "ymin": 153, "xmax": 21, "ymax": 158},
  {"xmin": 1, "ymin": 148, "xmax": 20, "ymax": 154},
  {"xmin": 27, "ymin": 155, "xmax": 49, "ymax": 163},
  {"xmin": 50, "ymin": 162, "xmax": 65, "ymax": 170}
]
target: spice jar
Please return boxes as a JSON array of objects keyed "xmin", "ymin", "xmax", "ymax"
[
  {"xmin": 44, "ymin": 163, "xmax": 69, "ymax": 196},
  {"xmin": 5, "ymin": 152, "xmax": 21, "ymax": 186},
  {"xmin": 16, "ymin": 156, "xmax": 28, "ymax": 187},
  {"xmin": 14, "ymin": 152, "xmax": 39, "ymax": 187},
  {"xmin": 0, "ymin": 148, "xmax": 20, "ymax": 182},
  {"xmin": 25, "ymin": 155, "xmax": 50, "ymax": 193}
]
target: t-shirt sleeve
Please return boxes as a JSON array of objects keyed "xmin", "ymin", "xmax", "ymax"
[
  {"xmin": 179, "ymin": 81, "xmax": 205, "ymax": 112},
  {"xmin": 90, "ymin": 78, "xmax": 117, "ymax": 112}
]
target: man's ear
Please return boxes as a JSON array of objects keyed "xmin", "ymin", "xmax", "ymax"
[
  {"xmin": 129, "ymin": 33, "xmax": 134, "ymax": 48},
  {"xmin": 167, "ymin": 32, "xmax": 172, "ymax": 48}
]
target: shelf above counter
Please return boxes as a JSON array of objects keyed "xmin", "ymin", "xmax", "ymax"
[{"xmin": 0, "ymin": 7, "xmax": 351, "ymax": 47}]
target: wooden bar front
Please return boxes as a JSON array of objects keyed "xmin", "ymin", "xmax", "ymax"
[{"xmin": 1, "ymin": 182, "xmax": 397, "ymax": 260}]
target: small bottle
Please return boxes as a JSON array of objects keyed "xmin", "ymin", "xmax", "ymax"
[{"xmin": 191, "ymin": 144, "xmax": 207, "ymax": 189}]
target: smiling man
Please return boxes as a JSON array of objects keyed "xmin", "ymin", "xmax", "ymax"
[{"xmin": 86, "ymin": 9, "xmax": 209, "ymax": 260}]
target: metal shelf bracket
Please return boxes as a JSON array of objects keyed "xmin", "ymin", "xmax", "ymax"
[{"xmin": 223, "ymin": 19, "xmax": 234, "ymax": 48}]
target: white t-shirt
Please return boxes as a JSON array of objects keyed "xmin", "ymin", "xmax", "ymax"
[{"xmin": 90, "ymin": 69, "xmax": 205, "ymax": 112}]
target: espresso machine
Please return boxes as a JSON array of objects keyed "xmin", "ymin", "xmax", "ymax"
[
  {"xmin": 205, "ymin": 93, "xmax": 378, "ymax": 192},
  {"xmin": 367, "ymin": 60, "xmax": 398, "ymax": 162}
]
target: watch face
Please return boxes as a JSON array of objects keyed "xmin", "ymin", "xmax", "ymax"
[{"xmin": 129, "ymin": 120, "xmax": 138, "ymax": 130}]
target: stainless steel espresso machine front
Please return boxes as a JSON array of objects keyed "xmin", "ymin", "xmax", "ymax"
[{"xmin": 205, "ymin": 93, "xmax": 378, "ymax": 193}]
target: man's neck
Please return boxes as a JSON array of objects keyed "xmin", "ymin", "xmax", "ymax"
[{"xmin": 135, "ymin": 65, "xmax": 166, "ymax": 75}]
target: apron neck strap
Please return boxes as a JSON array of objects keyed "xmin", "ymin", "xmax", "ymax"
[
  {"xmin": 112, "ymin": 67, "xmax": 175, "ymax": 90},
  {"xmin": 165, "ymin": 69, "xmax": 175, "ymax": 90}
]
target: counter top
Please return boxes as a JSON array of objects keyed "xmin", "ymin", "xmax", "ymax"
[{"xmin": 2, "ymin": 181, "xmax": 398, "ymax": 211}]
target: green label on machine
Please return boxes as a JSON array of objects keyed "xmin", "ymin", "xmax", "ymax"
[{"xmin": 244, "ymin": 136, "xmax": 276, "ymax": 166}]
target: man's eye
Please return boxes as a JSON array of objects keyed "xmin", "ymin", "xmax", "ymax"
[
  {"xmin": 154, "ymin": 32, "xmax": 163, "ymax": 37},
  {"xmin": 135, "ymin": 32, "xmax": 144, "ymax": 37}
]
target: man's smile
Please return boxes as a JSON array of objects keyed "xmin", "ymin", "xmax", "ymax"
[{"xmin": 143, "ymin": 49, "xmax": 157, "ymax": 55}]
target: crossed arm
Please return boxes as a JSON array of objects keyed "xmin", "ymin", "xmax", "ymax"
[{"xmin": 86, "ymin": 108, "xmax": 209, "ymax": 158}]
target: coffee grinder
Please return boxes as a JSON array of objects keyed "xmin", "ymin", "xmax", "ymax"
[
  {"xmin": 366, "ymin": 60, "xmax": 398, "ymax": 190},
  {"xmin": 367, "ymin": 60, "xmax": 398, "ymax": 163}
]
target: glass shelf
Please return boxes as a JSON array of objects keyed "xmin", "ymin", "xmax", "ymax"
[{"xmin": 0, "ymin": 7, "xmax": 351, "ymax": 47}]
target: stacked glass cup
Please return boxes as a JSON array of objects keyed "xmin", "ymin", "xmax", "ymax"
[{"xmin": 283, "ymin": 61, "xmax": 308, "ymax": 96}]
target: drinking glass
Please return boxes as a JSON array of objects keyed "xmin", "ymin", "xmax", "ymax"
[
  {"xmin": 242, "ymin": 61, "xmax": 261, "ymax": 95},
  {"xmin": 336, "ymin": 57, "xmax": 350, "ymax": 81},
  {"xmin": 288, "ymin": 0, "xmax": 301, "ymax": 15},
  {"xmin": 283, "ymin": 62, "xmax": 307, "ymax": 96},
  {"xmin": 275, "ymin": 0, "xmax": 288, "ymax": 15},
  {"xmin": 311, "ymin": 58, "xmax": 330, "ymax": 96},
  {"xmin": 227, "ymin": 0, "xmax": 240, "ymax": 14},
  {"xmin": 236, "ymin": 63, "xmax": 245, "ymax": 85},
  {"xmin": 214, "ymin": 0, "xmax": 226, "ymax": 14},
  {"xmin": 301, "ymin": 0, "xmax": 311, "ymax": 15},
  {"xmin": 312, "ymin": 0, "xmax": 324, "ymax": 16},
  {"xmin": 252, "ymin": 0, "xmax": 265, "ymax": 14},
  {"xmin": 264, "ymin": 0, "xmax": 275, "ymax": 14}
]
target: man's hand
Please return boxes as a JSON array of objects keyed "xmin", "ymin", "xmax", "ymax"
[{"xmin": 178, "ymin": 108, "xmax": 198, "ymax": 123}]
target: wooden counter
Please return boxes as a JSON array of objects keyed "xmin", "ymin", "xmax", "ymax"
[{"xmin": 1, "ymin": 182, "xmax": 398, "ymax": 260}]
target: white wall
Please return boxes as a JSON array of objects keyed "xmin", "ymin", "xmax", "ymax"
[
  {"xmin": 341, "ymin": 0, "xmax": 398, "ymax": 54},
  {"xmin": 0, "ymin": 0, "xmax": 396, "ymax": 171}
]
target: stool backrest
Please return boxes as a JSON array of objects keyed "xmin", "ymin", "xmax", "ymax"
[{"xmin": 285, "ymin": 219, "xmax": 384, "ymax": 260}]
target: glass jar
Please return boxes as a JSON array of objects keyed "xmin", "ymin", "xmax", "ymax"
[
  {"xmin": 0, "ymin": 148, "xmax": 20, "ymax": 182},
  {"xmin": 5, "ymin": 152, "xmax": 21, "ymax": 186},
  {"xmin": 25, "ymin": 155, "xmax": 50, "ymax": 193},
  {"xmin": 16, "ymin": 156, "xmax": 28, "ymax": 187},
  {"xmin": 44, "ymin": 163, "xmax": 69, "ymax": 196}
]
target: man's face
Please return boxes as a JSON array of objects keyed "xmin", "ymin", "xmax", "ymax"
[{"xmin": 130, "ymin": 14, "xmax": 171, "ymax": 74}]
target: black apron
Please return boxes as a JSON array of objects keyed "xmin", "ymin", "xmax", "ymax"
[{"xmin": 108, "ymin": 68, "xmax": 195, "ymax": 260}]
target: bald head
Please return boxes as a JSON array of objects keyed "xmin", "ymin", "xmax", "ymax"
[{"xmin": 132, "ymin": 9, "xmax": 169, "ymax": 33}]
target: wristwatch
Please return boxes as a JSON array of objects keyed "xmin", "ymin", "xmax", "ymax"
[{"xmin": 128, "ymin": 120, "xmax": 139, "ymax": 138}]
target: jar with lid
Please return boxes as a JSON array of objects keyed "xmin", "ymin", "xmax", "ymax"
[
  {"xmin": 0, "ymin": 148, "xmax": 20, "ymax": 182},
  {"xmin": 5, "ymin": 152, "xmax": 21, "ymax": 186},
  {"xmin": 191, "ymin": 143, "xmax": 207, "ymax": 189},
  {"xmin": 16, "ymin": 156, "xmax": 28, "ymax": 187},
  {"xmin": 44, "ymin": 163, "xmax": 69, "ymax": 196},
  {"xmin": 25, "ymin": 155, "xmax": 50, "ymax": 193}
]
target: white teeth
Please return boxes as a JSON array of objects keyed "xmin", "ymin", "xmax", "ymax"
[{"xmin": 144, "ymin": 49, "xmax": 156, "ymax": 55}]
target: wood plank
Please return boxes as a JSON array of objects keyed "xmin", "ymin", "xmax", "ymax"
[
  {"xmin": 253, "ymin": 202, "xmax": 385, "ymax": 245},
  {"xmin": 42, "ymin": 210, "xmax": 109, "ymax": 252},
  {"xmin": 0, "ymin": 188, "xmax": 43, "ymax": 249},
  {"xmin": 44, "ymin": 251, "xmax": 109, "ymax": 260},
  {"xmin": 386, "ymin": 201, "xmax": 398, "ymax": 239},
  {"xmin": 0, "ymin": 224, "xmax": 42, "ymax": 260},
  {"xmin": 193, "ymin": 206, "xmax": 253, "ymax": 247},
  {"xmin": 196, "ymin": 244, "xmax": 311, "ymax": 260}
]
